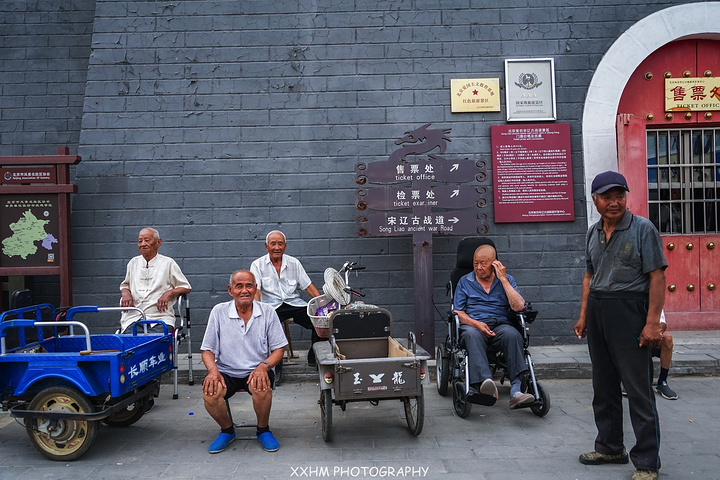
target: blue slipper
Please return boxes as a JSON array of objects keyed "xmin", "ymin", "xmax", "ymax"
[
  {"xmin": 208, "ymin": 432, "xmax": 235, "ymax": 454},
  {"xmin": 257, "ymin": 431, "xmax": 279, "ymax": 452}
]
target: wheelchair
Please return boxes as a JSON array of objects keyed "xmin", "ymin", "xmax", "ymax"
[{"xmin": 435, "ymin": 237, "xmax": 550, "ymax": 418}]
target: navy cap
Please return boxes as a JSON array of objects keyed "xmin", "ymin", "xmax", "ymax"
[{"xmin": 591, "ymin": 171, "xmax": 629, "ymax": 194}]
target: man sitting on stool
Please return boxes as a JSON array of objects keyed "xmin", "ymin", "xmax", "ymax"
[
  {"xmin": 201, "ymin": 270, "xmax": 287, "ymax": 454},
  {"xmin": 454, "ymin": 244, "xmax": 534, "ymax": 409},
  {"xmin": 250, "ymin": 230, "xmax": 321, "ymax": 367}
]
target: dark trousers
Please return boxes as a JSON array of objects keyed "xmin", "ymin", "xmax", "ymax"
[
  {"xmin": 275, "ymin": 303, "xmax": 321, "ymax": 363},
  {"xmin": 460, "ymin": 321, "xmax": 527, "ymax": 385},
  {"xmin": 586, "ymin": 291, "xmax": 661, "ymax": 471}
]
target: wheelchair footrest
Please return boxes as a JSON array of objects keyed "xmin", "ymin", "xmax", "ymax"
[{"xmin": 466, "ymin": 391, "xmax": 497, "ymax": 406}]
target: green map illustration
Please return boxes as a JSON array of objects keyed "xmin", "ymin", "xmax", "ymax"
[{"xmin": 2, "ymin": 209, "xmax": 52, "ymax": 259}]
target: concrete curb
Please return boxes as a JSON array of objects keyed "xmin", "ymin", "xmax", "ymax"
[{"xmin": 168, "ymin": 330, "xmax": 720, "ymax": 385}]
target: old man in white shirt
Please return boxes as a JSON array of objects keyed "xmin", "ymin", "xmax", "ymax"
[
  {"xmin": 250, "ymin": 230, "xmax": 321, "ymax": 366},
  {"xmin": 120, "ymin": 227, "xmax": 191, "ymax": 332}
]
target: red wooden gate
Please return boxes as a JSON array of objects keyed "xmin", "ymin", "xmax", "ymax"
[{"xmin": 617, "ymin": 39, "xmax": 720, "ymax": 329}]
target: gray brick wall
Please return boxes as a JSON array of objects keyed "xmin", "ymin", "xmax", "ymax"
[
  {"xmin": 1, "ymin": 0, "xmax": 96, "ymax": 304},
  {"xmin": 2, "ymin": 0, "xmax": 698, "ymax": 346},
  {"xmin": 0, "ymin": 0, "xmax": 95, "ymax": 155}
]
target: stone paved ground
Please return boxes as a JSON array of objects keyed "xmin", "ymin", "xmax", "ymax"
[{"xmin": 1, "ymin": 376, "xmax": 718, "ymax": 480}]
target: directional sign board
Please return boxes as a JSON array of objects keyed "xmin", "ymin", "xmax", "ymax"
[
  {"xmin": 356, "ymin": 157, "xmax": 485, "ymax": 185},
  {"xmin": 353, "ymin": 124, "xmax": 490, "ymax": 353},
  {"xmin": 356, "ymin": 184, "xmax": 487, "ymax": 211},
  {"xmin": 357, "ymin": 210, "xmax": 488, "ymax": 237}
]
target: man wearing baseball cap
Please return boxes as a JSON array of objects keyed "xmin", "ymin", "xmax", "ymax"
[{"xmin": 574, "ymin": 171, "xmax": 667, "ymax": 480}]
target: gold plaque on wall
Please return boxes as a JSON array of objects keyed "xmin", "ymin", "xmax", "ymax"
[
  {"xmin": 451, "ymin": 78, "xmax": 501, "ymax": 113},
  {"xmin": 665, "ymin": 77, "xmax": 720, "ymax": 111}
]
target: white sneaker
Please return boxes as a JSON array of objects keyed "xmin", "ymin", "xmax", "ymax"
[
  {"xmin": 509, "ymin": 391, "xmax": 534, "ymax": 409},
  {"xmin": 479, "ymin": 378, "xmax": 498, "ymax": 399}
]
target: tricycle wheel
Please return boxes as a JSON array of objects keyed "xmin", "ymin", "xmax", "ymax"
[
  {"xmin": 530, "ymin": 382, "xmax": 551, "ymax": 417},
  {"xmin": 320, "ymin": 389, "xmax": 333, "ymax": 442},
  {"xmin": 452, "ymin": 382, "xmax": 472, "ymax": 418},
  {"xmin": 103, "ymin": 396, "xmax": 148, "ymax": 427},
  {"xmin": 24, "ymin": 386, "xmax": 98, "ymax": 461},
  {"xmin": 403, "ymin": 386, "xmax": 424, "ymax": 436},
  {"xmin": 436, "ymin": 344, "xmax": 449, "ymax": 396}
]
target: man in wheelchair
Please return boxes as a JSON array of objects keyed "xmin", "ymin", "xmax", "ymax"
[{"xmin": 453, "ymin": 244, "xmax": 535, "ymax": 409}]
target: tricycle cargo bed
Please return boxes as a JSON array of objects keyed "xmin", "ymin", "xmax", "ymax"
[
  {"xmin": 335, "ymin": 337, "xmax": 429, "ymax": 400},
  {"xmin": 311, "ymin": 263, "xmax": 428, "ymax": 441},
  {"xmin": 316, "ymin": 308, "xmax": 430, "ymax": 402},
  {"xmin": 9, "ymin": 333, "xmax": 166, "ymax": 354},
  {"xmin": 334, "ymin": 336, "xmax": 417, "ymax": 360},
  {"xmin": 1, "ymin": 323, "xmax": 172, "ymax": 399}
]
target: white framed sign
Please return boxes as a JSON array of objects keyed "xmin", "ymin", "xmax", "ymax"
[{"xmin": 504, "ymin": 58, "xmax": 557, "ymax": 122}]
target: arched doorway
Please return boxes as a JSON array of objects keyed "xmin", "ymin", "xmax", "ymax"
[
  {"xmin": 617, "ymin": 39, "xmax": 720, "ymax": 329},
  {"xmin": 582, "ymin": 3, "xmax": 720, "ymax": 330}
]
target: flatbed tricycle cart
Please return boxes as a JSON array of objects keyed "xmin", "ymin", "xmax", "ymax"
[
  {"xmin": 0, "ymin": 304, "xmax": 174, "ymax": 461},
  {"xmin": 310, "ymin": 263, "xmax": 431, "ymax": 442}
]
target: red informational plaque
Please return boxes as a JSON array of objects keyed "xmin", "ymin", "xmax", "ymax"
[{"xmin": 491, "ymin": 123, "xmax": 575, "ymax": 223}]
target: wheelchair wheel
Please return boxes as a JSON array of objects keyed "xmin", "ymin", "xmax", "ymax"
[
  {"xmin": 436, "ymin": 344, "xmax": 450, "ymax": 396},
  {"xmin": 452, "ymin": 382, "xmax": 471, "ymax": 418},
  {"xmin": 320, "ymin": 389, "xmax": 333, "ymax": 442},
  {"xmin": 403, "ymin": 386, "xmax": 424, "ymax": 436},
  {"xmin": 530, "ymin": 382, "xmax": 551, "ymax": 417}
]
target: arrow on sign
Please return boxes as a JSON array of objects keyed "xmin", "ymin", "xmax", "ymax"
[
  {"xmin": 450, "ymin": 189, "xmax": 459, "ymax": 198},
  {"xmin": 448, "ymin": 217, "xmax": 459, "ymax": 224},
  {"xmin": 450, "ymin": 164, "xmax": 459, "ymax": 172}
]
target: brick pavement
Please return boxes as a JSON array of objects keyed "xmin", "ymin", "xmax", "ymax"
[
  {"xmin": 1, "ymin": 376, "xmax": 718, "ymax": 480},
  {"xmin": 1, "ymin": 330, "xmax": 718, "ymax": 479}
]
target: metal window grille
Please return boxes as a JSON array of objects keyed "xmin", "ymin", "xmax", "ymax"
[{"xmin": 647, "ymin": 128, "xmax": 720, "ymax": 234}]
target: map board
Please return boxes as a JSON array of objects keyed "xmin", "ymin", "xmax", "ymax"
[{"xmin": 1, "ymin": 194, "xmax": 60, "ymax": 268}]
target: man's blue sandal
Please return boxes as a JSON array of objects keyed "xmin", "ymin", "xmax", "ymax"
[
  {"xmin": 257, "ymin": 431, "xmax": 279, "ymax": 452},
  {"xmin": 208, "ymin": 432, "xmax": 235, "ymax": 454}
]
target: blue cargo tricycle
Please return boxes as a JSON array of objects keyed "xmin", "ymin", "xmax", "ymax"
[{"xmin": 0, "ymin": 304, "xmax": 174, "ymax": 461}]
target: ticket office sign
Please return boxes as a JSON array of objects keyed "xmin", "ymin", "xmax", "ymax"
[
  {"xmin": 665, "ymin": 77, "xmax": 720, "ymax": 111},
  {"xmin": 491, "ymin": 123, "xmax": 574, "ymax": 223},
  {"xmin": 356, "ymin": 157, "xmax": 482, "ymax": 185}
]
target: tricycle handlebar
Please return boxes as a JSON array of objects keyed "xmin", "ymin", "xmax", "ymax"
[{"xmin": 339, "ymin": 261, "xmax": 365, "ymax": 273}]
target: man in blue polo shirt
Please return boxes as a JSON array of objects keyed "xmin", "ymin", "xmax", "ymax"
[{"xmin": 453, "ymin": 244, "xmax": 534, "ymax": 409}]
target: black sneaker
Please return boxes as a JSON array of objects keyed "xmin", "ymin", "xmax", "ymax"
[
  {"xmin": 656, "ymin": 381, "xmax": 678, "ymax": 400},
  {"xmin": 307, "ymin": 349, "xmax": 317, "ymax": 368},
  {"xmin": 579, "ymin": 448, "xmax": 629, "ymax": 465}
]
